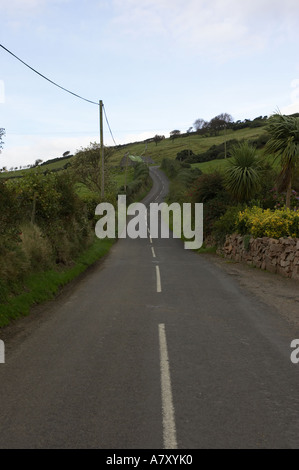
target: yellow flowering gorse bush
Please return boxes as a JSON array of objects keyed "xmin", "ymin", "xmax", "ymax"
[{"xmin": 236, "ymin": 207, "xmax": 299, "ymax": 239}]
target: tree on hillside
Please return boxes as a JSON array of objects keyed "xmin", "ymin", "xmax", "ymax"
[
  {"xmin": 153, "ymin": 135, "xmax": 165, "ymax": 146},
  {"xmin": 209, "ymin": 113, "xmax": 233, "ymax": 137},
  {"xmin": 72, "ymin": 142, "xmax": 115, "ymax": 197},
  {"xmin": 193, "ymin": 119, "xmax": 209, "ymax": 134},
  {"xmin": 224, "ymin": 142, "xmax": 262, "ymax": 202},
  {"xmin": 218, "ymin": 113, "xmax": 233, "ymax": 126},
  {"xmin": 265, "ymin": 112, "xmax": 299, "ymax": 209},
  {"xmin": 0, "ymin": 128, "xmax": 5, "ymax": 152},
  {"xmin": 170, "ymin": 130, "xmax": 181, "ymax": 141}
]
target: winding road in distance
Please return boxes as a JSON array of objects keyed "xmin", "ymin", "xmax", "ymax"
[{"xmin": 0, "ymin": 166, "xmax": 299, "ymax": 449}]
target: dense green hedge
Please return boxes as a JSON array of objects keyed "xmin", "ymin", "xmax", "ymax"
[
  {"xmin": 119, "ymin": 163, "xmax": 152, "ymax": 203},
  {"xmin": 0, "ymin": 170, "xmax": 93, "ymax": 298}
]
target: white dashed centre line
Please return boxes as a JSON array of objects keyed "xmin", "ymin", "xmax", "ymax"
[
  {"xmin": 156, "ymin": 265, "xmax": 162, "ymax": 293},
  {"xmin": 158, "ymin": 324, "xmax": 177, "ymax": 449}
]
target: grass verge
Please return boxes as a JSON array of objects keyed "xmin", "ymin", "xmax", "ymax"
[
  {"xmin": 0, "ymin": 237, "xmax": 114, "ymax": 328},
  {"xmin": 196, "ymin": 244, "xmax": 217, "ymax": 254}
]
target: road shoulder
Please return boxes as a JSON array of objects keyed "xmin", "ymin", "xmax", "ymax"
[{"xmin": 200, "ymin": 253, "xmax": 299, "ymax": 329}]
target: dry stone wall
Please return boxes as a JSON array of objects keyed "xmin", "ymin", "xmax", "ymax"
[{"xmin": 218, "ymin": 234, "xmax": 299, "ymax": 281}]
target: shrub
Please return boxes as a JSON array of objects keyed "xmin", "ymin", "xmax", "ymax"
[
  {"xmin": 235, "ymin": 207, "xmax": 299, "ymax": 238},
  {"xmin": 121, "ymin": 163, "xmax": 151, "ymax": 203},
  {"xmin": 189, "ymin": 172, "xmax": 228, "ymax": 203},
  {"xmin": 224, "ymin": 142, "xmax": 262, "ymax": 202},
  {"xmin": 249, "ymin": 133, "xmax": 270, "ymax": 149},
  {"xmin": 187, "ymin": 139, "xmax": 239, "ymax": 164},
  {"xmin": 161, "ymin": 159, "xmax": 181, "ymax": 178},
  {"xmin": 213, "ymin": 205, "xmax": 244, "ymax": 245},
  {"xmin": 265, "ymin": 188, "xmax": 299, "ymax": 211},
  {"xmin": 187, "ymin": 172, "xmax": 231, "ymax": 236},
  {"xmin": 0, "ymin": 241, "xmax": 29, "ymax": 291},
  {"xmin": 20, "ymin": 223, "xmax": 53, "ymax": 270},
  {"xmin": 0, "ymin": 180, "xmax": 21, "ymax": 236},
  {"xmin": 176, "ymin": 149, "xmax": 194, "ymax": 161}
]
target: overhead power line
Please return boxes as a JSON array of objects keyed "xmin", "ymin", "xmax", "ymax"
[
  {"xmin": 0, "ymin": 43, "xmax": 99, "ymax": 106},
  {"xmin": 103, "ymin": 104, "xmax": 117, "ymax": 146},
  {"xmin": 1, "ymin": 44, "xmax": 119, "ymax": 149}
]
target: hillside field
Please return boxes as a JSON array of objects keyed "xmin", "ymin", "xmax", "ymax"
[{"xmin": 1, "ymin": 125, "xmax": 268, "ymax": 179}]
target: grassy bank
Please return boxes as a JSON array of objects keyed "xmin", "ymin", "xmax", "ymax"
[
  {"xmin": 0, "ymin": 162, "xmax": 153, "ymax": 328},
  {"xmin": 0, "ymin": 237, "xmax": 114, "ymax": 327}
]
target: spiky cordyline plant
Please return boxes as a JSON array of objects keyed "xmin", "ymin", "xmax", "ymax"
[
  {"xmin": 266, "ymin": 112, "xmax": 299, "ymax": 209},
  {"xmin": 224, "ymin": 142, "xmax": 261, "ymax": 202}
]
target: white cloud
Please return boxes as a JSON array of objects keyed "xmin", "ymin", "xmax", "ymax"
[
  {"xmin": 282, "ymin": 102, "xmax": 299, "ymax": 115},
  {"xmin": 1, "ymin": 0, "xmax": 70, "ymax": 16},
  {"xmin": 1, "ymin": 0, "xmax": 47, "ymax": 15},
  {"xmin": 291, "ymin": 79, "xmax": 299, "ymax": 103},
  {"xmin": 0, "ymin": 134, "xmax": 99, "ymax": 168},
  {"xmin": 110, "ymin": 0, "xmax": 299, "ymax": 59},
  {"xmin": 281, "ymin": 79, "xmax": 299, "ymax": 115}
]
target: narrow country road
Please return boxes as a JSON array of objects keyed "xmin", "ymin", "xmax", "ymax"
[{"xmin": 0, "ymin": 167, "xmax": 299, "ymax": 449}]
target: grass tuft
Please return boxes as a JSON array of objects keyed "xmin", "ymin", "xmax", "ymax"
[{"xmin": 0, "ymin": 238, "xmax": 114, "ymax": 328}]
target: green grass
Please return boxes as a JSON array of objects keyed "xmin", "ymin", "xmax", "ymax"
[
  {"xmin": 191, "ymin": 158, "xmax": 233, "ymax": 173},
  {"xmin": 110, "ymin": 126, "xmax": 268, "ymax": 166},
  {"xmin": 191, "ymin": 150, "xmax": 279, "ymax": 174},
  {"xmin": 112, "ymin": 167, "xmax": 134, "ymax": 187},
  {"xmin": 0, "ymin": 126, "xmax": 268, "ymax": 179},
  {"xmin": 0, "ymin": 237, "xmax": 114, "ymax": 328},
  {"xmin": 196, "ymin": 244, "xmax": 217, "ymax": 254}
]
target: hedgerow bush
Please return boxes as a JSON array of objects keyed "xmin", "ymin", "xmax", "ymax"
[
  {"xmin": 0, "ymin": 170, "xmax": 94, "ymax": 293},
  {"xmin": 213, "ymin": 205, "xmax": 244, "ymax": 244},
  {"xmin": 120, "ymin": 163, "xmax": 151, "ymax": 203},
  {"xmin": 236, "ymin": 207, "xmax": 299, "ymax": 238},
  {"xmin": 187, "ymin": 172, "xmax": 231, "ymax": 236}
]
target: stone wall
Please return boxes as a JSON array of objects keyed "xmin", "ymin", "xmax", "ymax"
[{"xmin": 218, "ymin": 234, "xmax": 299, "ymax": 281}]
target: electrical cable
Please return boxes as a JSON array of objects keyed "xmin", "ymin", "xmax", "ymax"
[
  {"xmin": 0, "ymin": 43, "xmax": 99, "ymax": 106},
  {"xmin": 103, "ymin": 104, "xmax": 118, "ymax": 146},
  {"xmin": 1, "ymin": 44, "xmax": 120, "ymax": 147}
]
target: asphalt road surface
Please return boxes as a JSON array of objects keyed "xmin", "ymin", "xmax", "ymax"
[{"xmin": 0, "ymin": 167, "xmax": 299, "ymax": 449}]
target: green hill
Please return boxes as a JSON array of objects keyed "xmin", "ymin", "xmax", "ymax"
[
  {"xmin": 110, "ymin": 126, "xmax": 267, "ymax": 166},
  {"xmin": 1, "ymin": 125, "xmax": 267, "ymax": 179}
]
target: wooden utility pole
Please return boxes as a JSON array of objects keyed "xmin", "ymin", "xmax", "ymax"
[{"xmin": 99, "ymin": 100, "xmax": 104, "ymax": 198}]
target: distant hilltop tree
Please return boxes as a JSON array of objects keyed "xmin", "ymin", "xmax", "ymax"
[
  {"xmin": 193, "ymin": 113, "xmax": 233, "ymax": 136},
  {"xmin": 208, "ymin": 113, "xmax": 233, "ymax": 136},
  {"xmin": 193, "ymin": 114, "xmax": 270, "ymax": 136},
  {"xmin": 153, "ymin": 135, "xmax": 165, "ymax": 146},
  {"xmin": 170, "ymin": 130, "xmax": 181, "ymax": 140},
  {"xmin": 193, "ymin": 119, "xmax": 209, "ymax": 134}
]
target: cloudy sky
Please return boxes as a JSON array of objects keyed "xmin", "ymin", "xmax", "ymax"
[{"xmin": 1, "ymin": 0, "xmax": 299, "ymax": 168}]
